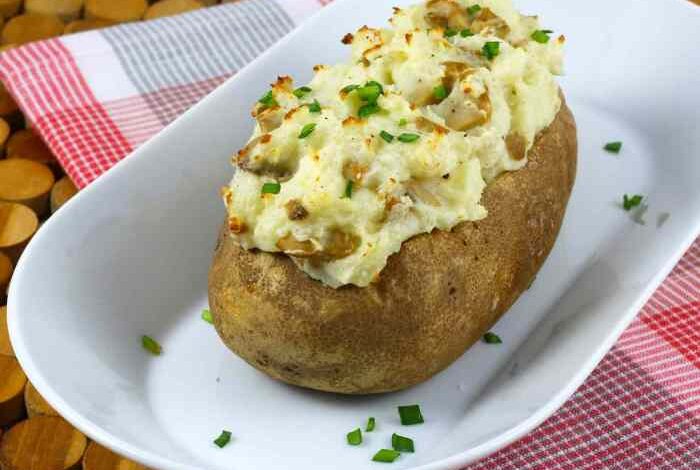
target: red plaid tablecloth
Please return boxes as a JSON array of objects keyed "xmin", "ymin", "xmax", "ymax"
[{"xmin": 1, "ymin": 0, "xmax": 698, "ymax": 468}]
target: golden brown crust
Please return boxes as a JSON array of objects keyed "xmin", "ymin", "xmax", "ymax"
[{"xmin": 209, "ymin": 100, "xmax": 577, "ymax": 394}]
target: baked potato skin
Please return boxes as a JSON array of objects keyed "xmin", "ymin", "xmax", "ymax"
[{"xmin": 209, "ymin": 100, "xmax": 577, "ymax": 394}]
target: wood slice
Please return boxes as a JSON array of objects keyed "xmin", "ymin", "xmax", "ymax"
[
  {"xmin": 0, "ymin": 1, "xmax": 21, "ymax": 20},
  {"xmin": 145, "ymin": 0, "xmax": 203, "ymax": 20},
  {"xmin": 85, "ymin": 0, "xmax": 148, "ymax": 23},
  {"xmin": 0, "ymin": 117, "xmax": 8, "ymax": 155},
  {"xmin": 0, "ymin": 355, "xmax": 26, "ymax": 427},
  {"xmin": 24, "ymin": 381, "xmax": 58, "ymax": 418},
  {"xmin": 0, "ymin": 202, "xmax": 39, "ymax": 264},
  {"xmin": 25, "ymin": 0, "xmax": 85, "ymax": 23},
  {"xmin": 0, "ymin": 305, "xmax": 12, "ymax": 356},
  {"xmin": 64, "ymin": 18, "xmax": 115, "ymax": 34},
  {"xmin": 82, "ymin": 442, "xmax": 149, "ymax": 470},
  {"xmin": 50, "ymin": 177, "xmax": 79, "ymax": 214},
  {"xmin": 6, "ymin": 129, "xmax": 57, "ymax": 167},
  {"xmin": 1, "ymin": 13, "xmax": 65, "ymax": 46},
  {"xmin": 0, "ymin": 84, "xmax": 18, "ymax": 119},
  {"xmin": 0, "ymin": 416, "xmax": 87, "ymax": 470},
  {"xmin": 0, "ymin": 253, "xmax": 11, "ymax": 300},
  {"xmin": 0, "ymin": 159, "xmax": 55, "ymax": 216}
]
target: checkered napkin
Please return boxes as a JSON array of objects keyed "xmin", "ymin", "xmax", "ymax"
[{"xmin": 1, "ymin": 0, "xmax": 698, "ymax": 467}]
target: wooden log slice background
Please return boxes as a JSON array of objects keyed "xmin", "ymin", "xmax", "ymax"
[
  {"xmin": 24, "ymin": 381, "xmax": 58, "ymax": 418},
  {"xmin": 0, "ymin": 416, "xmax": 86, "ymax": 470},
  {"xmin": 82, "ymin": 442, "xmax": 149, "ymax": 470}
]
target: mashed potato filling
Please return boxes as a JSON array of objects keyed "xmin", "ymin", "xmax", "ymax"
[{"xmin": 224, "ymin": 0, "xmax": 564, "ymax": 287}]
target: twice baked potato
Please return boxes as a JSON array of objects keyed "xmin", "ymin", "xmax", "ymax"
[
  {"xmin": 209, "ymin": 0, "xmax": 577, "ymax": 394},
  {"xmin": 209, "ymin": 102, "xmax": 576, "ymax": 394}
]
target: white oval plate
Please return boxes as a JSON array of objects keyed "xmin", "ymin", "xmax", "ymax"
[{"xmin": 8, "ymin": 0, "xmax": 700, "ymax": 469}]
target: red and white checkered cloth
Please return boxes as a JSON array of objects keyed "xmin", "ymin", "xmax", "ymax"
[{"xmin": 1, "ymin": 0, "xmax": 698, "ymax": 468}]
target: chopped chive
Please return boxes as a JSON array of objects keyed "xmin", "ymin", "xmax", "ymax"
[
  {"xmin": 398, "ymin": 118, "xmax": 408, "ymax": 127},
  {"xmin": 483, "ymin": 332, "xmax": 502, "ymax": 344},
  {"xmin": 366, "ymin": 417, "xmax": 376, "ymax": 432},
  {"xmin": 342, "ymin": 84, "xmax": 360, "ymax": 94},
  {"xmin": 398, "ymin": 404, "xmax": 424, "ymax": 425},
  {"xmin": 391, "ymin": 433, "xmax": 415, "ymax": 453},
  {"xmin": 358, "ymin": 103, "xmax": 381, "ymax": 118},
  {"xmin": 531, "ymin": 30, "xmax": 551, "ymax": 44},
  {"xmin": 307, "ymin": 99, "xmax": 322, "ymax": 113},
  {"xmin": 343, "ymin": 180, "xmax": 353, "ymax": 199},
  {"xmin": 623, "ymin": 194, "xmax": 644, "ymax": 211},
  {"xmin": 357, "ymin": 83, "xmax": 382, "ymax": 103},
  {"xmin": 213, "ymin": 430, "xmax": 232, "ymax": 448},
  {"xmin": 261, "ymin": 182, "xmax": 281, "ymax": 194},
  {"xmin": 201, "ymin": 309, "xmax": 213, "ymax": 324},
  {"xmin": 372, "ymin": 449, "xmax": 401, "ymax": 463},
  {"xmin": 467, "ymin": 4, "xmax": 481, "ymax": 16},
  {"xmin": 380, "ymin": 130, "xmax": 395, "ymax": 143},
  {"xmin": 293, "ymin": 86, "xmax": 312, "ymax": 98},
  {"xmin": 141, "ymin": 335, "xmax": 162, "ymax": 355},
  {"xmin": 604, "ymin": 141, "xmax": 622, "ymax": 153},
  {"xmin": 299, "ymin": 123, "xmax": 317, "ymax": 139},
  {"xmin": 398, "ymin": 133, "xmax": 420, "ymax": 143},
  {"xmin": 258, "ymin": 90, "xmax": 277, "ymax": 108},
  {"xmin": 482, "ymin": 41, "xmax": 500, "ymax": 60},
  {"xmin": 365, "ymin": 80, "xmax": 385, "ymax": 95},
  {"xmin": 444, "ymin": 28, "xmax": 458, "ymax": 38},
  {"xmin": 433, "ymin": 84, "xmax": 448, "ymax": 101},
  {"xmin": 460, "ymin": 28, "xmax": 474, "ymax": 37},
  {"xmin": 347, "ymin": 428, "xmax": 362, "ymax": 445}
]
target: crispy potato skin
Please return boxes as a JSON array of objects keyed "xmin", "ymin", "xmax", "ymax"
[{"xmin": 209, "ymin": 101, "xmax": 577, "ymax": 394}]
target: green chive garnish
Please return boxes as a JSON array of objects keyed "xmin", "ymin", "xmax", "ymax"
[
  {"xmin": 366, "ymin": 417, "xmax": 376, "ymax": 432},
  {"xmin": 398, "ymin": 133, "xmax": 420, "ymax": 143},
  {"xmin": 372, "ymin": 449, "xmax": 401, "ymax": 463},
  {"xmin": 380, "ymin": 130, "xmax": 395, "ymax": 143},
  {"xmin": 347, "ymin": 428, "xmax": 362, "ymax": 446},
  {"xmin": 357, "ymin": 83, "xmax": 382, "ymax": 103},
  {"xmin": 365, "ymin": 80, "xmax": 384, "ymax": 95},
  {"xmin": 460, "ymin": 28, "xmax": 474, "ymax": 37},
  {"xmin": 258, "ymin": 90, "xmax": 277, "ymax": 108},
  {"xmin": 201, "ymin": 309, "xmax": 213, "ymax": 324},
  {"xmin": 482, "ymin": 41, "xmax": 500, "ymax": 60},
  {"xmin": 213, "ymin": 430, "xmax": 232, "ymax": 448},
  {"xmin": 623, "ymin": 194, "xmax": 644, "ymax": 211},
  {"xmin": 342, "ymin": 84, "xmax": 360, "ymax": 94},
  {"xmin": 444, "ymin": 28, "xmax": 458, "ymax": 38},
  {"xmin": 293, "ymin": 86, "xmax": 312, "ymax": 98},
  {"xmin": 398, "ymin": 404, "xmax": 424, "ymax": 425},
  {"xmin": 467, "ymin": 4, "xmax": 481, "ymax": 16},
  {"xmin": 483, "ymin": 332, "xmax": 502, "ymax": 344},
  {"xmin": 261, "ymin": 182, "xmax": 281, "ymax": 194},
  {"xmin": 358, "ymin": 103, "xmax": 381, "ymax": 118},
  {"xmin": 391, "ymin": 433, "xmax": 415, "ymax": 453},
  {"xmin": 343, "ymin": 180, "xmax": 353, "ymax": 199},
  {"xmin": 604, "ymin": 141, "xmax": 622, "ymax": 153},
  {"xmin": 299, "ymin": 123, "xmax": 317, "ymax": 138},
  {"xmin": 531, "ymin": 30, "xmax": 552, "ymax": 44},
  {"xmin": 433, "ymin": 84, "xmax": 448, "ymax": 101},
  {"xmin": 307, "ymin": 99, "xmax": 321, "ymax": 113},
  {"xmin": 398, "ymin": 118, "xmax": 408, "ymax": 127},
  {"xmin": 141, "ymin": 335, "xmax": 162, "ymax": 355}
]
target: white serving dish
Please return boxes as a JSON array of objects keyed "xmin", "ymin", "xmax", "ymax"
[{"xmin": 8, "ymin": 0, "xmax": 700, "ymax": 468}]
